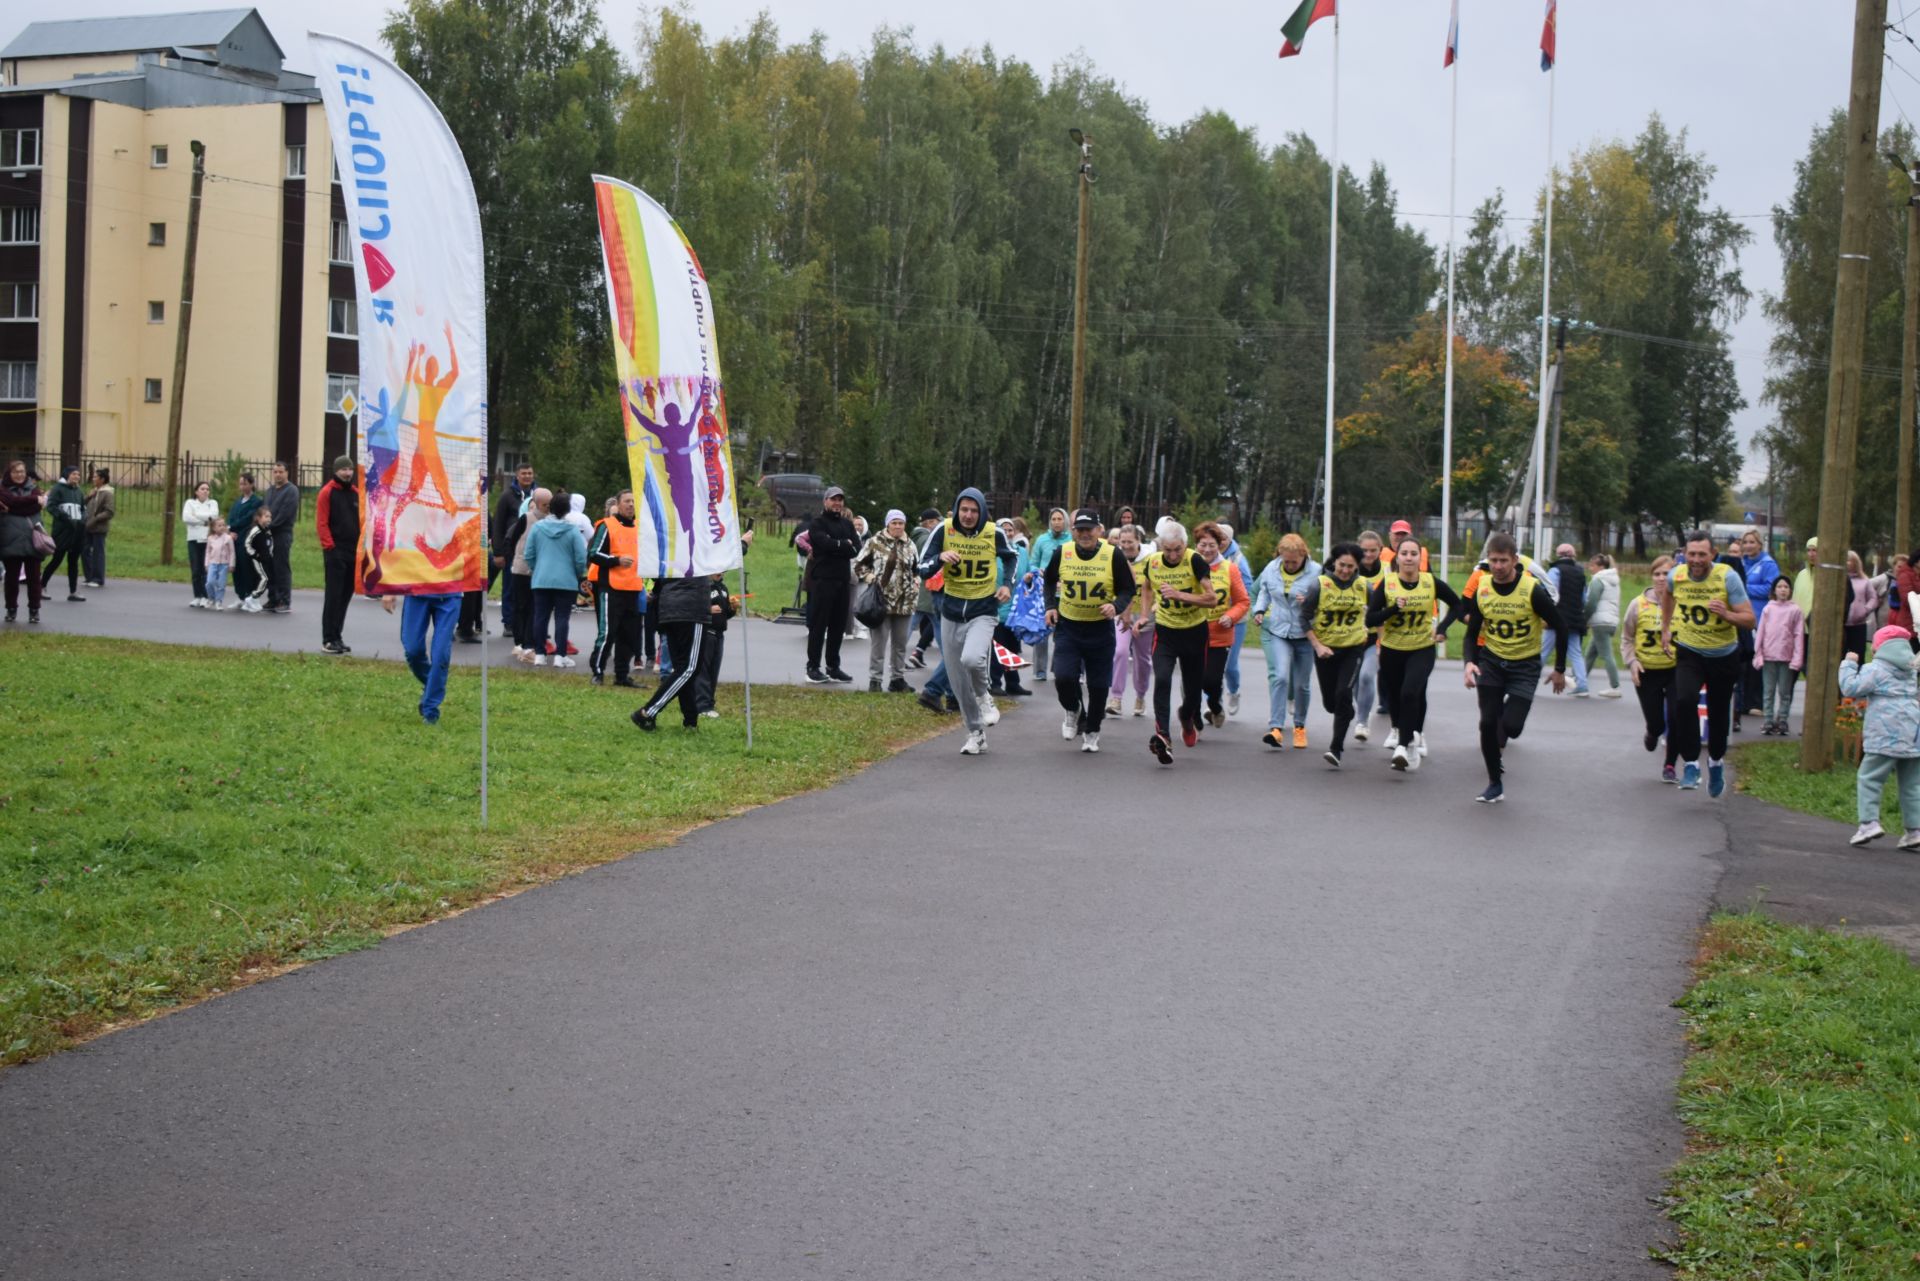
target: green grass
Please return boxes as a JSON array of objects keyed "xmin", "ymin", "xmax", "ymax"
[
  {"xmin": 0, "ymin": 633, "xmax": 940, "ymax": 1065},
  {"xmin": 1732, "ymin": 741, "xmax": 1908, "ymax": 831},
  {"xmin": 99, "ymin": 498, "xmax": 804, "ymax": 616},
  {"xmin": 1660, "ymin": 913, "xmax": 1920, "ymax": 1277}
]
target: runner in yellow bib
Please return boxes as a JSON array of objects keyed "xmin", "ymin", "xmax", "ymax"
[
  {"xmin": 1043, "ymin": 509, "xmax": 1137, "ymax": 753},
  {"xmin": 1303, "ymin": 541, "xmax": 1374, "ymax": 768},
  {"xmin": 1366, "ymin": 534, "xmax": 1463, "ymax": 771},
  {"xmin": 1143, "ymin": 521, "xmax": 1219, "ymax": 765},
  {"xmin": 1659, "ymin": 531, "xmax": 1756, "ymax": 796},
  {"xmin": 1351, "ymin": 528, "xmax": 1389, "ymax": 738},
  {"xmin": 1620, "ymin": 555, "xmax": 1681, "ymax": 783},
  {"xmin": 916, "ymin": 487, "xmax": 1018, "ymax": 756},
  {"xmin": 1462, "ymin": 532, "xmax": 1567, "ymax": 804}
]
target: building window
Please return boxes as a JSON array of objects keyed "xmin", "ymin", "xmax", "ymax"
[
  {"xmin": 0, "ymin": 207, "xmax": 38, "ymax": 244},
  {"xmin": 325, "ymin": 372, "xmax": 359, "ymax": 415},
  {"xmin": 0, "ymin": 361, "xmax": 34, "ymax": 401},
  {"xmin": 148, "ymin": 300, "xmax": 165, "ymax": 323},
  {"xmin": 330, "ymin": 155, "xmax": 340, "ymax": 185},
  {"xmin": 0, "ymin": 283, "xmax": 36, "ymax": 321},
  {"xmin": 148, "ymin": 222, "xmax": 167, "ymax": 246},
  {"xmin": 328, "ymin": 298, "xmax": 358, "ymax": 338},
  {"xmin": 144, "ymin": 378, "xmax": 163, "ymax": 403},
  {"xmin": 0, "ymin": 129, "xmax": 41, "ymax": 170},
  {"xmin": 330, "ymin": 218, "xmax": 351, "ymax": 264},
  {"xmin": 286, "ymin": 144, "xmax": 306, "ymax": 180},
  {"xmin": 150, "ymin": 144, "xmax": 169, "ymax": 168}
]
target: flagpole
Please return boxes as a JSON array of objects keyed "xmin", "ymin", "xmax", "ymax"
[
  {"xmin": 1440, "ymin": 7, "xmax": 1459, "ymax": 581},
  {"xmin": 1531, "ymin": 60, "xmax": 1555, "ymax": 555},
  {"xmin": 1321, "ymin": 10, "xmax": 1340, "ymax": 560},
  {"xmin": 739, "ymin": 562, "xmax": 754, "ymax": 750}
]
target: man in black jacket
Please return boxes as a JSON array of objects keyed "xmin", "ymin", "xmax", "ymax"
[
  {"xmin": 1543, "ymin": 542, "xmax": 1590, "ymax": 697},
  {"xmin": 631, "ymin": 575, "xmax": 713, "ymax": 731},
  {"xmin": 315, "ymin": 456, "xmax": 360, "ymax": 655},
  {"xmin": 802, "ymin": 486, "xmax": 860, "ymax": 683},
  {"xmin": 461, "ymin": 462, "xmax": 533, "ymax": 642}
]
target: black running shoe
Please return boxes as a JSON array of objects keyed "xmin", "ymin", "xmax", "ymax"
[
  {"xmin": 631, "ymin": 708, "xmax": 658, "ymax": 732},
  {"xmin": 804, "ymin": 668, "xmax": 831, "ymax": 684},
  {"xmin": 1150, "ymin": 733, "xmax": 1173, "ymax": 765},
  {"xmin": 1476, "ymin": 782, "xmax": 1505, "ymax": 804}
]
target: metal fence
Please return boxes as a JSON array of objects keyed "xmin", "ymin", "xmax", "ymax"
[{"xmin": 18, "ymin": 451, "xmax": 330, "ymax": 513}]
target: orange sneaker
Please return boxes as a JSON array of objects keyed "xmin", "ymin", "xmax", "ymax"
[{"xmin": 1292, "ymin": 726, "xmax": 1308, "ymax": 749}]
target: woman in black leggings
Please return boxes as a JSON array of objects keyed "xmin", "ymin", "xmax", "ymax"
[
  {"xmin": 1366, "ymin": 534, "xmax": 1462, "ymax": 770},
  {"xmin": 1304, "ymin": 541, "xmax": 1374, "ymax": 768},
  {"xmin": 1623, "ymin": 556, "xmax": 1683, "ymax": 782},
  {"xmin": 1142, "ymin": 521, "xmax": 1217, "ymax": 765}
]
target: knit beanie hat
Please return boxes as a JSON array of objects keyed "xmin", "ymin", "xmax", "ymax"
[
  {"xmin": 333, "ymin": 455, "xmax": 355, "ymax": 473},
  {"xmin": 885, "ymin": 508, "xmax": 905, "ymax": 527},
  {"xmin": 1873, "ymin": 624, "xmax": 1911, "ymax": 650}
]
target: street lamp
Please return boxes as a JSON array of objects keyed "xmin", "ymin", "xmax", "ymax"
[{"xmin": 1067, "ymin": 129, "xmax": 1093, "ymax": 513}]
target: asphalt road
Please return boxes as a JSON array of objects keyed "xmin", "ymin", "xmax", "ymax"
[{"xmin": 0, "ymin": 656, "xmax": 1725, "ymax": 1280}]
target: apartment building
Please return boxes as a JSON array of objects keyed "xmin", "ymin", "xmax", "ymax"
[{"xmin": 0, "ymin": 9, "xmax": 357, "ymax": 467}]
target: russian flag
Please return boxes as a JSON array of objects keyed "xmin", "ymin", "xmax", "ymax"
[
  {"xmin": 1540, "ymin": 0, "xmax": 1556, "ymax": 70},
  {"xmin": 1444, "ymin": 0, "xmax": 1459, "ymax": 67}
]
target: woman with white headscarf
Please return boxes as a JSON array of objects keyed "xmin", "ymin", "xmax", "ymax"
[{"xmin": 854, "ymin": 509, "xmax": 921, "ymax": 692}]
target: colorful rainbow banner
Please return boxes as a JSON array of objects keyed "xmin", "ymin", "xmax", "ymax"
[
  {"xmin": 592, "ymin": 175, "xmax": 743, "ymax": 580},
  {"xmin": 311, "ymin": 32, "xmax": 488, "ymax": 595}
]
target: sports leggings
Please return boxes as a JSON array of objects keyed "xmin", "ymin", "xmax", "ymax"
[
  {"xmin": 1477, "ymin": 685, "xmax": 1536, "ymax": 786},
  {"xmin": 1671, "ymin": 646, "xmax": 1739, "ymax": 763},
  {"xmin": 1151, "ymin": 623, "xmax": 1208, "ymax": 739},
  {"xmin": 1313, "ymin": 642, "xmax": 1368, "ymax": 754},
  {"xmin": 1377, "ymin": 645, "xmax": 1436, "ymax": 738},
  {"xmin": 1202, "ymin": 643, "xmax": 1231, "ymax": 716},
  {"xmin": 1634, "ymin": 666, "xmax": 1680, "ymax": 767}
]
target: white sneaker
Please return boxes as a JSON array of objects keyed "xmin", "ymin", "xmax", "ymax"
[
  {"xmin": 1599, "ymin": 688, "xmax": 1623, "ymax": 699},
  {"xmin": 982, "ymin": 699, "xmax": 1001, "ymax": 727},
  {"xmin": 1385, "ymin": 728, "xmax": 1400, "ymax": 751},
  {"xmin": 1851, "ymin": 821, "xmax": 1884, "ymax": 846},
  {"xmin": 1063, "ymin": 712, "xmax": 1079, "ymax": 740},
  {"xmin": 533, "ymin": 655, "xmax": 550, "ymax": 666},
  {"xmin": 1391, "ymin": 744, "xmax": 1410, "ymax": 771},
  {"xmin": 701, "ymin": 709, "xmax": 720, "ymax": 719},
  {"xmin": 1406, "ymin": 741, "xmax": 1423, "ymax": 772},
  {"xmin": 1133, "ymin": 696, "xmax": 1146, "ymax": 718},
  {"xmin": 1900, "ymin": 828, "xmax": 1920, "ymax": 850},
  {"xmin": 1354, "ymin": 722, "xmax": 1370, "ymax": 743},
  {"xmin": 555, "ymin": 656, "xmax": 576, "ymax": 669},
  {"xmin": 1081, "ymin": 732, "xmax": 1100, "ymax": 753},
  {"xmin": 189, "ymin": 598, "xmax": 203, "ymax": 609},
  {"xmin": 961, "ymin": 730, "xmax": 985, "ymax": 756},
  {"xmin": 1414, "ymin": 731, "xmax": 1428, "ymax": 758},
  {"xmin": 1227, "ymin": 692, "xmax": 1241, "ymax": 717}
]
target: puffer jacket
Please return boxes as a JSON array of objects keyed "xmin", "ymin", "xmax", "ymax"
[
  {"xmin": 1250, "ymin": 557, "xmax": 1321, "ymax": 639},
  {"xmin": 854, "ymin": 531, "xmax": 920, "ymax": 615},
  {"xmin": 1584, "ymin": 567, "xmax": 1621, "ymax": 628},
  {"xmin": 1839, "ymin": 640, "xmax": 1920, "ymax": 758},
  {"xmin": 0, "ymin": 481, "xmax": 45, "ymax": 559}
]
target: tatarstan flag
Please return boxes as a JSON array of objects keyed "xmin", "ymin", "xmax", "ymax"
[{"xmin": 1279, "ymin": 0, "xmax": 1337, "ymax": 58}]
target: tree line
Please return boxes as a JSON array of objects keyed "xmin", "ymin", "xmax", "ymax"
[{"xmin": 385, "ymin": 0, "xmax": 1753, "ymax": 551}]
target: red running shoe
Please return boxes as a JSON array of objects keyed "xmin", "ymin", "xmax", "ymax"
[{"xmin": 1179, "ymin": 710, "xmax": 1198, "ymax": 749}]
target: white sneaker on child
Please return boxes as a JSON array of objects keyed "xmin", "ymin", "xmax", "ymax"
[
  {"xmin": 1901, "ymin": 829, "xmax": 1920, "ymax": 851},
  {"xmin": 1851, "ymin": 821, "xmax": 1885, "ymax": 847}
]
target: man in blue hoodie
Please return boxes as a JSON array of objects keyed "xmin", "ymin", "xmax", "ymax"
[{"xmin": 918, "ymin": 488, "xmax": 1018, "ymax": 755}]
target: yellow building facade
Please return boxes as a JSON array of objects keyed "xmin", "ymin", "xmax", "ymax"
[{"xmin": 0, "ymin": 9, "xmax": 356, "ymax": 471}]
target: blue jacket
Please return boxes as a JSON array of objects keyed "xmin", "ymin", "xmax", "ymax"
[
  {"xmin": 523, "ymin": 515, "xmax": 588, "ymax": 591},
  {"xmin": 1226, "ymin": 539, "xmax": 1255, "ymax": 632},
  {"xmin": 1250, "ymin": 557, "xmax": 1321, "ymax": 639},
  {"xmin": 1839, "ymin": 641, "xmax": 1920, "ymax": 758},
  {"xmin": 1745, "ymin": 551, "xmax": 1781, "ymax": 623}
]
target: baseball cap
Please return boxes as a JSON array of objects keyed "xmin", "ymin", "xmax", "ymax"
[
  {"xmin": 918, "ymin": 507, "xmax": 941, "ymax": 522},
  {"xmin": 1389, "ymin": 519, "xmax": 1413, "ymax": 535},
  {"xmin": 1073, "ymin": 509, "xmax": 1099, "ymax": 528},
  {"xmin": 823, "ymin": 485, "xmax": 845, "ymax": 500}
]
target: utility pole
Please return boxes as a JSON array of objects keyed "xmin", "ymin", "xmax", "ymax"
[
  {"xmin": 1803, "ymin": 0, "xmax": 1888, "ymax": 773},
  {"xmin": 1067, "ymin": 128, "xmax": 1093, "ymax": 513},
  {"xmin": 159, "ymin": 139, "xmax": 205, "ymax": 567},
  {"xmin": 1892, "ymin": 153, "xmax": 1920, "ymax": 560}
]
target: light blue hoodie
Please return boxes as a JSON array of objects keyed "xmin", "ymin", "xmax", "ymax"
[
  {"xmin": 524, "ymin": 514, "xmax": 588, "ymax": 592},
  {"xmin": 1250, "ymin": 555, "xmax": 1321, "ymax": 639},
  {"xmin": 1840, "ymin": 638, "xmax": 1920, "ymax": 758}
]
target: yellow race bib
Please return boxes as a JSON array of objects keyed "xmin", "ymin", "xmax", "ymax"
[
  {"xmin": 1148, "ymin": 554, "xmax": 1208, "ymax": 630},
  {"xmin": 1379, "ymin": 572, "xmax": 1438, "ymax": 652},
  {"xmin": 1476, "ymin": 572, "xmax": 1543, "ymax": 662},
  {"xmin": 1631, "ymin": 595, "xmax": 1676, "ymax": 671},
  {"xmin": 1670, "ymin": 563, "xmax": 1736, "ymax": 652},
  {"xmin": 1314, "ymin": 574, "xmax": 1369, "ymax": 648},
  {"xmin": 1057, "ymin": 541, "xmax": 1119, "ymax": 623},
  {"xmin": 1206, "ymin": 560, "xmax": 1237, "ymax": 623},
  {"xmin": 942, "ymin": 520, "xmax": 998, "ymax": 601}
]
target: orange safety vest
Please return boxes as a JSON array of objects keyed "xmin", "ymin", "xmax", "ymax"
[{"xmin": 589, "ymin": 518, "xmax": 645, "ymax": 592}]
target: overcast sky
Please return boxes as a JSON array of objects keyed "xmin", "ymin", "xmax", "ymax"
[{"xmin": 32, "ymin": 1, "xmax": 1904, "ymax": 487}]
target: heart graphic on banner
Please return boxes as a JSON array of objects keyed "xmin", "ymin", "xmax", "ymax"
[{"xmin": 362, "ymin": 244, "xmax": 396, "ymax": 293}]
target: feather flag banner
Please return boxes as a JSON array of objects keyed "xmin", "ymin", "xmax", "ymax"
[
  {"xmin": 592, "ymin": 175, "xmax": 744, "ymax": 580},
  {"xmin": 310, "ymin": 32, "xmax": 488, "ymax": 595}
]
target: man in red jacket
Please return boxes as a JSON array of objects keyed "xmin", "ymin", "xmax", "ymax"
[{"xmin": 315, "ymin": 456, "xmax": 361, "ymax": 655}]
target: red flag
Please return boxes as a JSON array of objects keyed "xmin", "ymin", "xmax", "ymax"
[{"xmin": 1539, "ymin": 0, "xmax": 1556, "ymax": 71}]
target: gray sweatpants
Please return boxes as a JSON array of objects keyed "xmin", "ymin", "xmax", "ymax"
[
  {"xmin": 869, "ymin": 614, "xmax": 912, "ymax": 682},
  {"xmin": 941, "ymin": 613, "xmax": 998, "ymax": 732}
]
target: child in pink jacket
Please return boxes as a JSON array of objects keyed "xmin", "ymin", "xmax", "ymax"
[{"xmin": 1752, "ymin": 576, "xmax": 1804, "ymax": 735}]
